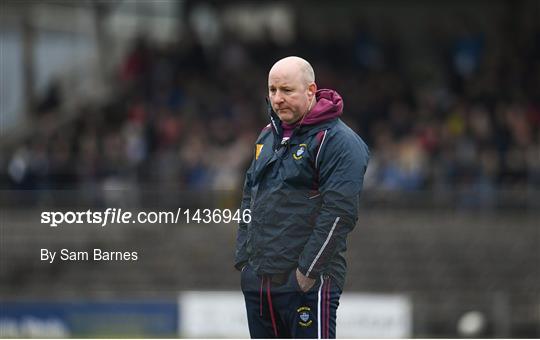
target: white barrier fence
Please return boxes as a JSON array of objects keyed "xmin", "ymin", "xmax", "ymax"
[{"xmin": 179, "ymin": 291, "xmax": 411, "ymax": 338}]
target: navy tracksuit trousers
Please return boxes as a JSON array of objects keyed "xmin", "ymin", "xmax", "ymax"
[{"xmin": 241, "ymin": 264, "xmax": 342, "ymax": 338}]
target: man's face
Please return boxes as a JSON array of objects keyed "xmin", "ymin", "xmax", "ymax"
[{"xmin": 268, "ymin": 68, "xmax": 312, "ymax": 124}]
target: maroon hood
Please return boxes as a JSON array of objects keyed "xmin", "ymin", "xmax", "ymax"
[
  {"xmin": 282, "ymin": 89, "xmax": 343, "ymax": 136},
  {"xmin": 303, "ymin": 89, "xmax": 343, "ymax": 125}
]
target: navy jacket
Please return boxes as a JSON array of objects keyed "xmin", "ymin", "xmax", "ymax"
[{"xmin": 235, "ymin": 89, "xmax": 369, "ymax": 289}]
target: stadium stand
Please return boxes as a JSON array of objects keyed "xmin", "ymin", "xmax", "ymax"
[{"xmin": 1, "ymin": 0, "xmax": 538, "ymax": 337}]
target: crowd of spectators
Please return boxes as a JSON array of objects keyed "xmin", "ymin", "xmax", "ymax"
[{"xmin": 3, "ymin": 9, "xmax": 540, "ymax": 208}]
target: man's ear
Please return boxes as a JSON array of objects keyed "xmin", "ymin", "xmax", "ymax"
[{"xmin": 308, "ymin": 83, "xmax": 317, "ymax": 97}]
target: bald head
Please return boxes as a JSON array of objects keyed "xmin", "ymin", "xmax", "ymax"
[
  {"xmin": 269, "ymin": 56, "xmax": 315, "ymax": 88},
  {"xmin": 267, "ymin": 56, "xmax": 318, "ymax": 124}
]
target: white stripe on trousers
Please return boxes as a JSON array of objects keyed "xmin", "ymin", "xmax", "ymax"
[{"xmin": 317, "ymin": 274, "xmax": 324, "ymax": 339}]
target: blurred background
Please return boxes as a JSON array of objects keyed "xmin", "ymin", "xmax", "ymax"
[{"xmin": 0, "ymin": 0, "xmax": 539, "ymax": 338}]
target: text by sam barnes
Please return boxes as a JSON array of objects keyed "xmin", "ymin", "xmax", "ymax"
[{"xmin": 41, "ymin": 248, "xmax": 138, "ymax": 263}]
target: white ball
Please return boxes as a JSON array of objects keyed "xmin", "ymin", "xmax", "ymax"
[{"xmin": 457, "ymin": 310, "xmax": 486, "ymax": 337}]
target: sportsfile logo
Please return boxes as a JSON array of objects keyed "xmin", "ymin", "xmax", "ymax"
[
  {"xmin": 41, "ymin": 208, "xmax": 136, "ymax": 227},
  {"xmin": 40, "ymin": 208, "xmax": 251, "ymax": 227}
]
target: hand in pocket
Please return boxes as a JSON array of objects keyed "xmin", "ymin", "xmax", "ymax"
[{"xmin": 295, "ymin": 268, "xmax": 316, "ymax": 292}]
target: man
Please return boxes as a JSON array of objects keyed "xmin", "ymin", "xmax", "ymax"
[{"xmin": 235, "ymin": 56, "xmax": 369, "ymax": 338}]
